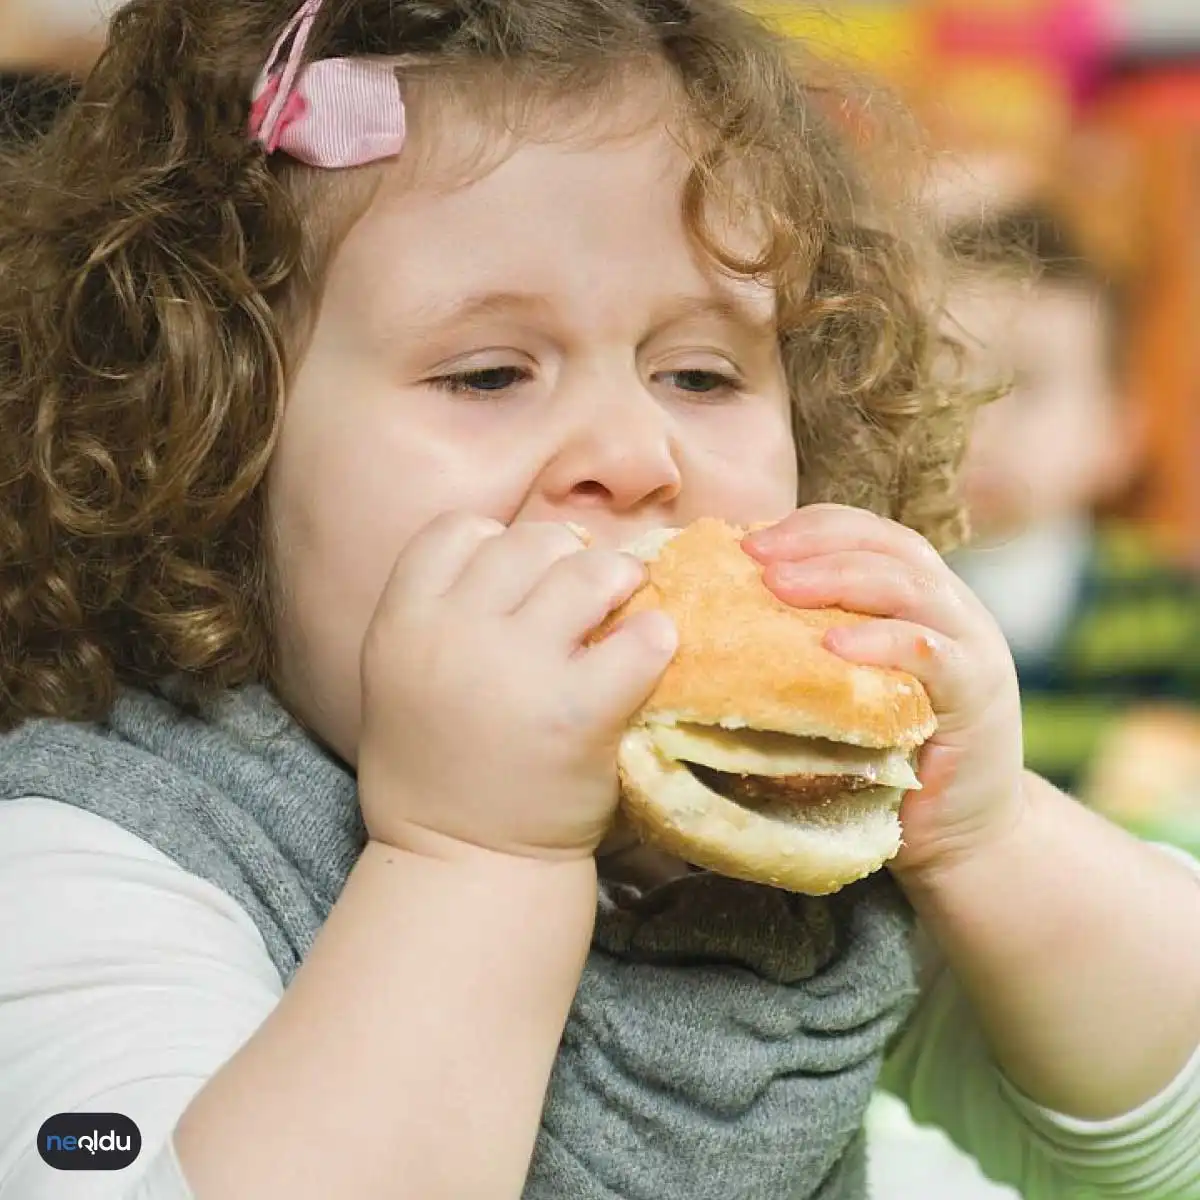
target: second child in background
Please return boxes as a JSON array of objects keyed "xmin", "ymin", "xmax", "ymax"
[{"xmin": 948, "ymin": 203, "xmax": 1200, "ymax": 798}]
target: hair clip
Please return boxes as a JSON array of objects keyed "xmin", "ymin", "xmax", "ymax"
[{"xmin": 249, "ymin": 0, "xmax": 406, "ymax": 169}]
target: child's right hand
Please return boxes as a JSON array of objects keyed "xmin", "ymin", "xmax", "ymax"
[{"xmin": 356, "ymin": 514, "xmax": 678, "ymax": 863}]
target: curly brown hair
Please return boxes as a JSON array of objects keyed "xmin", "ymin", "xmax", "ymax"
[{"xmin": 0, "ymin": 0, "xmax": 979, "ymax": 731}]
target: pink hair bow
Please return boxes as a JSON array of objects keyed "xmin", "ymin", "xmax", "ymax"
[{"xmin": 249, "ymin": 0, "xmax": 406, "ymax": 169}]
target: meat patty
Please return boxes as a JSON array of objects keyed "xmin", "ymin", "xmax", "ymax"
[{"xmin": 685, "ymin": 762, "xmax": 877, "ymax": 809}]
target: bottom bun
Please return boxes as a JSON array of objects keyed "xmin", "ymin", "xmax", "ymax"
[{"xmin": 617, "ymin": 726, "xmax": 904, "ymax": 895}]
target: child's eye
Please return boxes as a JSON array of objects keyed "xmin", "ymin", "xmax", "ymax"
[
  {"xmin": 657, "ymin": 369, "xmax": 742, "ymax": 398},
  {"xmin": 429, "ymin": 366, "xmax": 532, "ymax": 396}
]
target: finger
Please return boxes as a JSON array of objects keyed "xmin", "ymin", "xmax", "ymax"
[
  {"xmin": 820, "ymin": 617, "xmax": 971, "ymax": 729},
  {"xmin": 743, "ymin": 504, "xmax": 943, "ymax": 575},
  {"xmin": 578, "ymin": 609, "xmax": 679, "ymax": 725},
  {"xmin": 516, "ymin": 548, "xmax": 647, "ymax": 645},
  {"xmin": 762, "ymin": 550, "xmax": 971, "ymax": 641},
  {"xmin": 447, "ymin": 521, "xmax": 587, "ymax": 614},
  {"xmin": 387, "ymin": 511, "xmax": 506, "ymax": 603}
]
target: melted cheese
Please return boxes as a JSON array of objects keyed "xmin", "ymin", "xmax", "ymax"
[{"xmin": 648, "ymin": 722, "xmax": 921, "ymax": 789}]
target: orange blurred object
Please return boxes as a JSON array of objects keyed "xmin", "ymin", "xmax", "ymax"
[{"xmin": 1072, "ymin": 71, "xmax": 1200, "ymax": 568}]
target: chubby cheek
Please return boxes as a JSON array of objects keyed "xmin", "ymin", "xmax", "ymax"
[
  {"xmin": 263, "ymin": 425, "xmax": 422, "ymax": 766},
  {"xmin": 964, "ymin": 409, "xmax": 1103, "ymax": 534},
  {"xmin": 265, "ymin": 406, "xmax": 537, "ymax": 765},
  {"xmin": 267, "ymin": 475, "xmax": 395, "ymax": 768},
  {"xmin": 710, "ymin": 415, "xmax": 796, "ymax": 518},
  {"xmin": 691, "ymin": 407, "xmax": 798, "ymax": 524}
]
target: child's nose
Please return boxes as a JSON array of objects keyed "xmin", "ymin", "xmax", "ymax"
[{"xmin": 538, "ymin": 390, "xmax": 682, "ymax": 512}]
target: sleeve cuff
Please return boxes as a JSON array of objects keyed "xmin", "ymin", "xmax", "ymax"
[{"xmin": 998, "ymin": 1036, "xmax": 1200, "ymax": 1145}]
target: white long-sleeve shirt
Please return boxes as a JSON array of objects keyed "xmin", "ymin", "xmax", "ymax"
[{"xmin": 1, "ymin": 796, "xmax": 1198, "ymax": 1199}]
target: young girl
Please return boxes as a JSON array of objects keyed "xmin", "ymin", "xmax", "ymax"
[{"xmin": 0, "ymin": 2, "xmax": 1196, "ymax": 1198}]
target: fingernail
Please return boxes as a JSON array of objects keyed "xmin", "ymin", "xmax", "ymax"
[
  {"xmin": 642, "ymin": 611, "xmax": 678, "ymax": 655},
  {"xmin": 744, "ymin": 526, "xmax": 777, "ymax": 550},
  {"xmin": 822, "ymin": 626, "xmax": 859, "ymax": 653},
  {"xmin": 617, "ymin": 553, "xmax": 647, "ymax": 586}
]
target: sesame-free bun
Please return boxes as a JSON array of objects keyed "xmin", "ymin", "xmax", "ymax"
[
  {"xmin": 618, "ymin": 519, "xmax": 936, "ymax": 748},
  {"xmin": 613, "ymin": 518, "xmax": 937, "ymax": 895}
]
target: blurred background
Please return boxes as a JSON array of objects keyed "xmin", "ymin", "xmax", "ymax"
[{"xmin": 2, "ymin": 2, "xmax": 1197, "ymax": 1196}]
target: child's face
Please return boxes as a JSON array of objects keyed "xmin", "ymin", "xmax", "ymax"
[
  {"xmin": 267, "ymin": 111, "xmax": 798, "ymax": 764},
  {"xmin": 953, "ymin": 272, "xmax": 1131, "ymax": 543}
]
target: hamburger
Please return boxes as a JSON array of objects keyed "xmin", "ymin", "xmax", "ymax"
[{"xmin": 613, "ymin": 518, "xmax": 936, "ymax": 895}]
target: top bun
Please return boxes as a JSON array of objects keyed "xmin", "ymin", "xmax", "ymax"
[{"xmin": 619, "ymin": 518, "xmax": 936, "ymax": 750}]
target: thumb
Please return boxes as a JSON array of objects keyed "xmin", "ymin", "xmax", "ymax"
[{"xmin": 581, "ymin": 609, "xmax": 678, "ymax": 723}]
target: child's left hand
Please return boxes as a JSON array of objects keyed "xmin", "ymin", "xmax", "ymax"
[{"xmin": 743, "ymin": 505, "xmax": 1027, "ymax": 881}]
